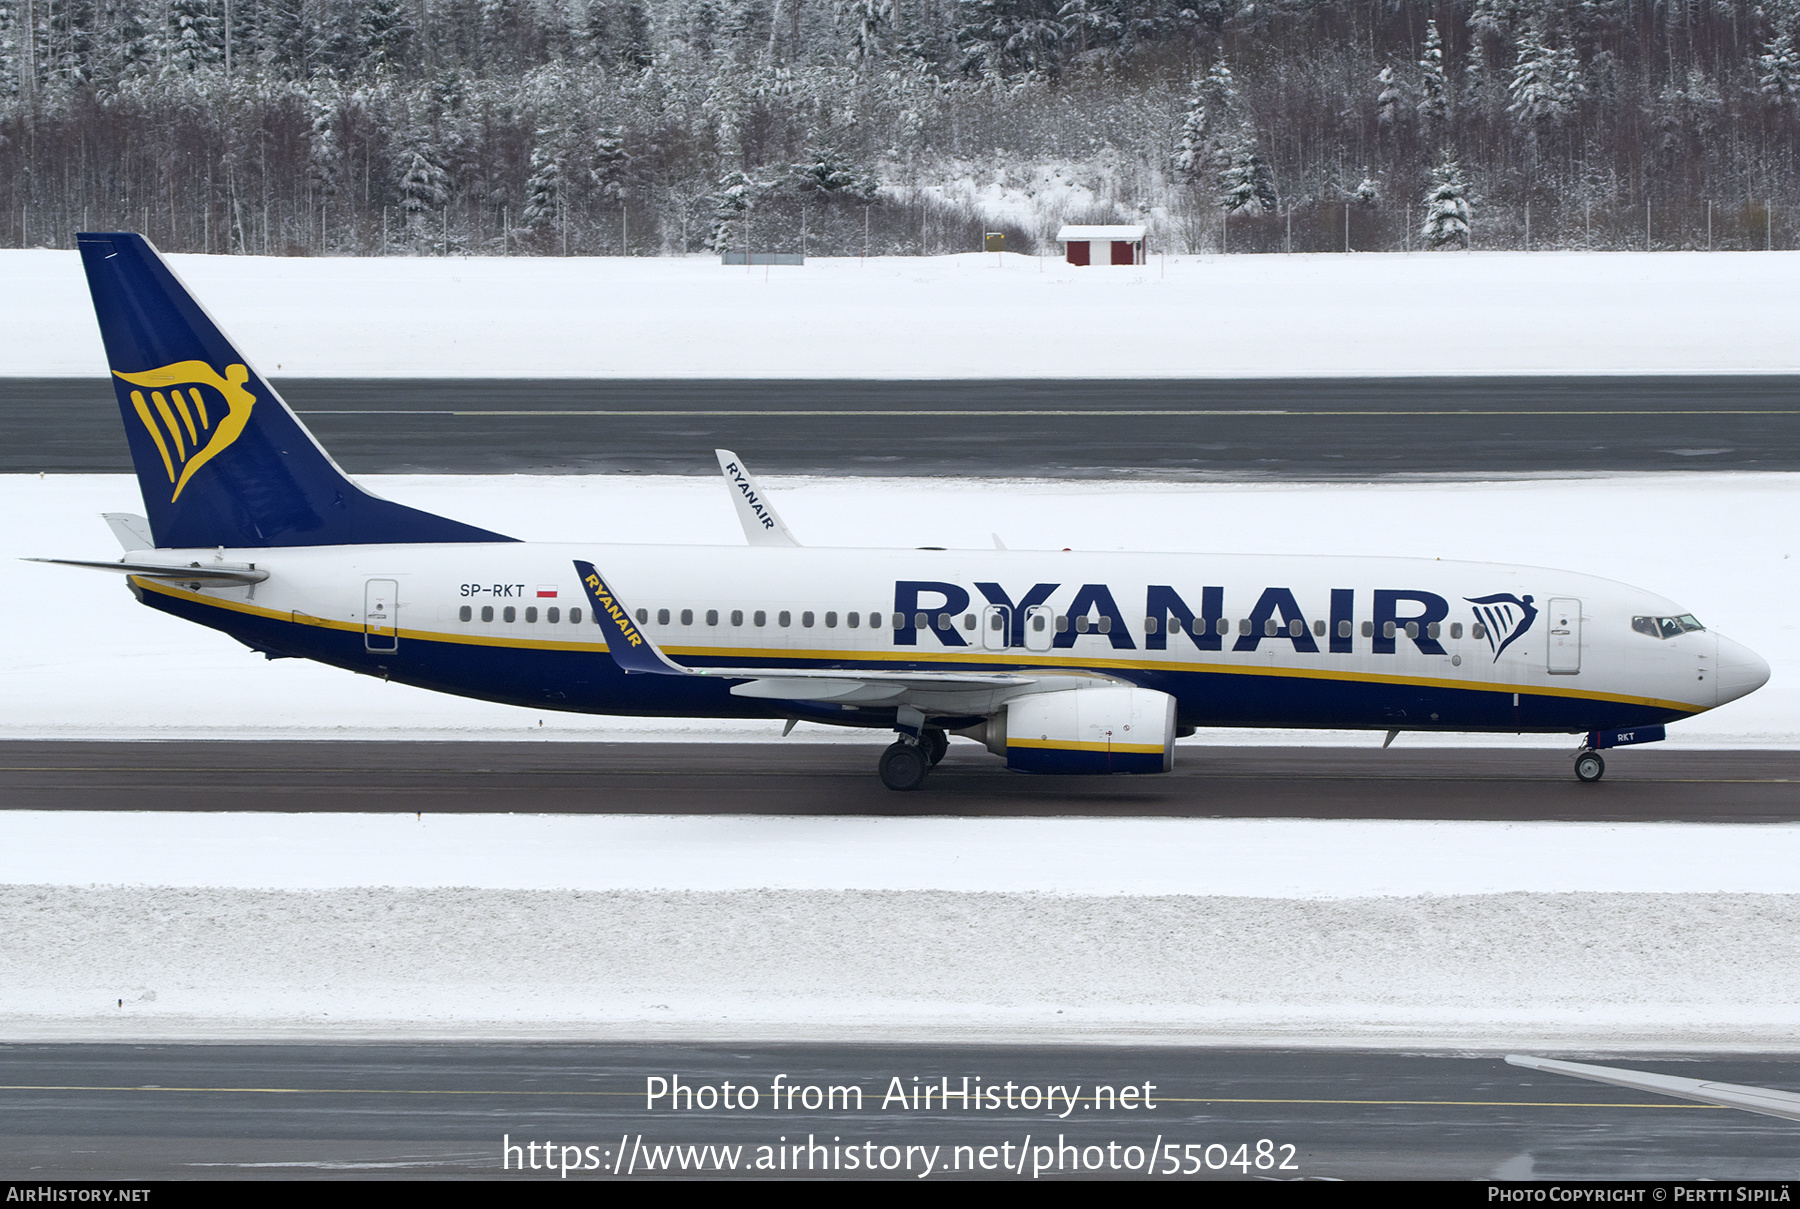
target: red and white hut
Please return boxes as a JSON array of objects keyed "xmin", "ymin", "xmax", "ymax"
[{"xmin": 1055, "ymin": 224, "xmax": 1147, "ymax": 265}]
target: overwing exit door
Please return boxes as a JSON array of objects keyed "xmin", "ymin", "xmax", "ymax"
[
  {"xmin": 365, "ymin": 579, "xmax": 399, "ymax": 651},
  {"xmin": 1547, "ymin": 597, "xmax": 1580, "ymax": 674}
]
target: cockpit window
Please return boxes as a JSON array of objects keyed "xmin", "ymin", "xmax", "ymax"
[{"xmin": 1633, "ymin": 614, "xmax": 1706, "ymax": 640}]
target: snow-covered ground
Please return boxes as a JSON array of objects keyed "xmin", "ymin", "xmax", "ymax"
[
  {"xmin": 8, "ymin": 247, "xmax": 1800, "ymax": 378},
  {"xmin": 6, "ymin": 471, "xmax": 1793, "ymax": 744},
  {"xmin": 6, "ymin": 812, "xmax": 1800, "ymax": 1047}
]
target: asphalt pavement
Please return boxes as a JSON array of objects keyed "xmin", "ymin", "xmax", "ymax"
[
  {"xmin": 2, "ymin": 741, "xmax": 1794, "ymax": 820},
  {"xmin": 8, "ymin": 376, "xmax": 1800, "ymax": 477},
  {"xmin": 3, "ymin": 1044, "xmax": 1796, "ymax": 1180}
]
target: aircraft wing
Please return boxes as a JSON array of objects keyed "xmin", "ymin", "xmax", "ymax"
[
  {"xmin": 574, "ymin": 559, "xmax": 1066, "ymax": 704},
  {"xmin": 1506, "ymin": 1054, "xmax": 1800, "ymax": 1123}
]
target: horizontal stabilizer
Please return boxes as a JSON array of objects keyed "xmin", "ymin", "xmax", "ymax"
[
  {"xmin": 103, "ymin": 513, "xmax": 154, "ymax": 551},
  {"xmin": 1506, "ymin": 1054, "xmax": 1800, "ymax": 1123},
  {"xmin": 27, "ymin": 556, "xmax": 269, "ymax": 584}
]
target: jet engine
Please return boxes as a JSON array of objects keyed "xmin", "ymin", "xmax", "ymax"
[{"xmin": 972, "ymin": 686, "xmax": 1177, "ymax": 774}]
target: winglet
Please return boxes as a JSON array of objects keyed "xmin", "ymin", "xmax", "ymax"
[
  {"xmin": 715, "ymin": 449, "xmax": 799, "ymax": 547},
  {"xmin": 573, "ymin": 560, "xmax": 691, "ymax": 675}
]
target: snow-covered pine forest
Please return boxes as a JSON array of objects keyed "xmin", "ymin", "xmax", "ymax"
[{"xmin": 2, "ymin": 0, "xmax": 1797, "ymax": 256}]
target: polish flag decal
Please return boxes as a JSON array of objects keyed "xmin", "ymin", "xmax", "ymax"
[{"xmin": 537, "ymin": 586, "xmax": 559, "ymax": 598}]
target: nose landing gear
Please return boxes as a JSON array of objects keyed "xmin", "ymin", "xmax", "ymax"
[{"xmin": 1574, "ymin": 749, "xmax": 1606, "ymax": 783}]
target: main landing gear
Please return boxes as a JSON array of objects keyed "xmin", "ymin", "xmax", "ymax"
[
  {"xmin": 878, "ymin": 716, "xmax": 949, "ymax": 792},
  {"xmin": 1574, "ymin": 749, "xmax": 1606, "ymax": 783}
]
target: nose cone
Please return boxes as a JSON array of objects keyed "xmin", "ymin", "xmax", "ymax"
[{"xmin": 1714, "ymin": 633, "xmax": 1772, "ymax": 707}]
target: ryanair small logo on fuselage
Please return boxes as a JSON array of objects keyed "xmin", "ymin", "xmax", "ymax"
[{"xmin": 114, "ymin": 361, "xmax": 257, "ymax": 501}]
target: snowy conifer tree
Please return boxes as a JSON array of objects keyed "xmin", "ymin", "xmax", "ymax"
[
  {"xmin": 162, "ymin": 0, "xmax": 220, "ymax": 73},
  {"xmin": 709, "ymin": 169, "xmax": 757, "ymax": 252},
  {"xmin": 1761, "ymin": 26, "xmax": 1800, "ymax": 109},
  {"xmin": 522, "ymin": 136, "xmax": 571, "ymax": 233},
  {"xmin": 1216, "ymin": 130, "xmax": 1275, "ymax": 215},
  {"xmin": 1421, "ymin": 155, "xmax": 1471, "ymax": 248},
  {"xmin": 1417, "ymin": 18, "xmax": 1449, "ymax": 130},
  {"xmin": 591, "ymin": 128, "xmax": 630, "ymax": 203},
  {"xmin": 1376, "ymin": 66, "xmax": 1404, "ymax": 128},
  {"xmin": 398, "ymin": 137, "xmax": 450, "ymax": 247},
  {"xmin": 840, "ymin": 0, "xmax": 893, "ymax": 67},
  {"xmin": 1508, "ymin": 23, "xmax": 1583, "ymax": 129},
  {"xmin": 357, "ymin": 0, "xmax": 411, "ymax": 73}
]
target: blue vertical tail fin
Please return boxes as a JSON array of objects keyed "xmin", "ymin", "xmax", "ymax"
[{"xmin": 77, "ymin": 233, "xmax": 513, "ymax": 548}]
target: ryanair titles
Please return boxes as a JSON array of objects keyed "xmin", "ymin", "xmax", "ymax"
[{"xmin": 892, "ymin": 580, "xmax": 1534, "ymax": 658}]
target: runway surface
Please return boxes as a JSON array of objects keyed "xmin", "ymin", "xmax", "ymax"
[
  {"xmin": 8, "ymin": 376, "xmax": 1800, "ymax": 477},
  {"xmin": 3, "ymin": 741, "xmax": 1795, "ymax": 820},
  {"xmin": 2, "ymin": 1044, "xmax": 1796, "ymax": 1180}
]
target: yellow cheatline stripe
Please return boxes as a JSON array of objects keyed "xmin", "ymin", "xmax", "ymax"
[
  {"xmin": 135, "ymin": 582, "xmax": 1701, "ymax": 715},
  {"xmin": 294, "ymin": 408, "xmax": 1800, "ymax": 419},
  {"xmin": 0, "ymin": 1085, "xmax": 1718, "ymax": 1110},
  {"xmin": 1008, "ymin": 738, "xmax": 1167, "ymax": 754},
  {"xmin": 128, "ymin": 391, "xmax": 175, "ymax": 482}
]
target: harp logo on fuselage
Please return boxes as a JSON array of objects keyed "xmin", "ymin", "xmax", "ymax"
[{"xmin": 114, "ymin": 361, "xmax": 257, "ymax": 501}]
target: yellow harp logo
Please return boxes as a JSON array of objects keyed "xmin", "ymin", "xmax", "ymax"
[{"xmin": 114, "ymin": 361, "xmax": 257, "ymax": 501}]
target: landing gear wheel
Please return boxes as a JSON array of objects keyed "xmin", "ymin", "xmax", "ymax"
[
  {"xmin": 921, "ymin": 728, "xmax": 949, "ymax": 767},
  {"xmin": 1574, "ymin": 751, "xmax": 1606, "ymax": 783},
  {"xmin": 879, "ymin": 742, "xmax": 931, "ymax": 791}
]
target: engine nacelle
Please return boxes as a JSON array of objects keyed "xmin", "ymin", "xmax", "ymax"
[{"xmin": 989, "ymin": 686, "xmax": 1177, "ymax": 775}]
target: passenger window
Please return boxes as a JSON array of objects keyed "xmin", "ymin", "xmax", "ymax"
[
  {"xmin": 658, "ymin": 609, "xmax": 670, "ymax": 625},
  {"xmin": 1055, "ymin": 615, "xmax": 1069, "ymax": 632},
  {"xmin": 1338, "ymin": 620, "xmax": 1351, "ymax": 638},
  {"xmin": 777, "ymin": 610, "xmax": 790, "ymax": 627},
  {"xmin": 680, "ymin": 608, "xmax": 692, "ymax": 625},
  {"xmin": 915, "ymin": 613, "xmax": 929, "ymax": 629},
  {"xmin": 504, "ymin": 606, "xmax": 516, "ymax": 623},
  {"xmin": 525, "ymin": 607, "xmax": 537, "ymax": 623},
  {"xmin": 1404, "ymin": 621, "xmax": 1418, "ymax": 638},
  {"xmin": 1238, "ymin": 619, "xmax": 1251, "ymax": 635},
  {"xmin": 1361, "ymin": 621, "xmax": 1374, "ymax": 638},
  {"xmin": 459, "ymin": 605, "xmax": 472, "ymax": 622},
  {"xmin": 1075, "ymin": 615, "xmax": 1090, "ymax": 633},
  {"xmin": 1144, "ymin": 616, "xmax": 1159, "ymax": 634},
  {"xmin": 1098, "ymin": 616, "xmax": 1112, "ymax": 633},
  {"xmin": 1471, "ymin": 622, "xmax": 1485, "ymax": 639},
  {"xmin": 731, "ymin": 610, "xmax": 744, "ymax": 626},
  {"xmin": 1032, "ymin": 614, "xmax": 1047, "ymax": 632},
  {"xmin": 963, "ymin": 614, "xmax": 976, "ymax": 630},
  {"xmin": 1384, "ymin": 621, "xmax": 1397, "ymax": 638},
  {"xmin": 1216, "ymin": 618, "xmax": 1230, "ymax": 636},
  {"xmin": 481, "ymin": 605, "xmax": 494, "ymax": 622},
  {"xmin": 1313, "ymin": 619, "xmax": 1325, "ymax": 637},
  {"xmin": 1289, "ymin": 619, "xmax": 1303, "ymax": 637},
  {"xmin": 892, "ymin": 613, "xmax": 904, "ymax": 630},
  {"xmin": 548, "ymin": 606, "xmax": 561, "ymax": 623},
  {"xmin": 635, "ymin": 608, "xmax": 648, "ymax": 624},
  {"xmin": 825, "ymin": 612, "xmax": 837, "ymax": 628},
  {"xmin": 846, "ymin": 612, "xmax": 858, "ymax": 629},
  {"xmin": 570, "ymin": 608, "xmax": 583, "ymax": 624},
  {"xmin": 1427, "ymin": 622, "xmax": 1440, "ymax": 639},
  {"xmin": 1450, "ymin": 622, "xmax": 1462, "ymax": 639},
  {"xmin": 753, "ymin": 610, "xmax": 766, "ymax": 627},
  {"xmin": 706, "ymin": 609, "xmax": 719, "ymax": 626}
]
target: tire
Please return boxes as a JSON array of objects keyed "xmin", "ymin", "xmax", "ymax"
[
  {"xmin": 1574, "ymin": 752, "xmax": 1605, "ymax": 783},
  {"xmin": 879, "ymin": 742, "xmax": 931, "ymax": 791},
  {"xmin": 921, "ymin": 728, "xmax": 949, "ymax": 767}
]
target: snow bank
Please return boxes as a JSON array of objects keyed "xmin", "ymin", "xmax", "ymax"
[
  {"xmin": 9, "ymin": 883, "xmax": 1799, "ymax": 1047},
  {"xmin": 8, "ymin": 247, "xmax": 1800, "ymax": 378},
  {"xmin": 6, "ymin": 472, "xmax": 1794, "ymax": 745},
  {"xmin": 10, "ymin": 812, "xmax": 1800, "ymax": 896}
]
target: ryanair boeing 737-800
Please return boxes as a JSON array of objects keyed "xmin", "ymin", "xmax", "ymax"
[{"xmin": 37, "ymin": 233, "xmax": 1770, "ymax": 790}]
